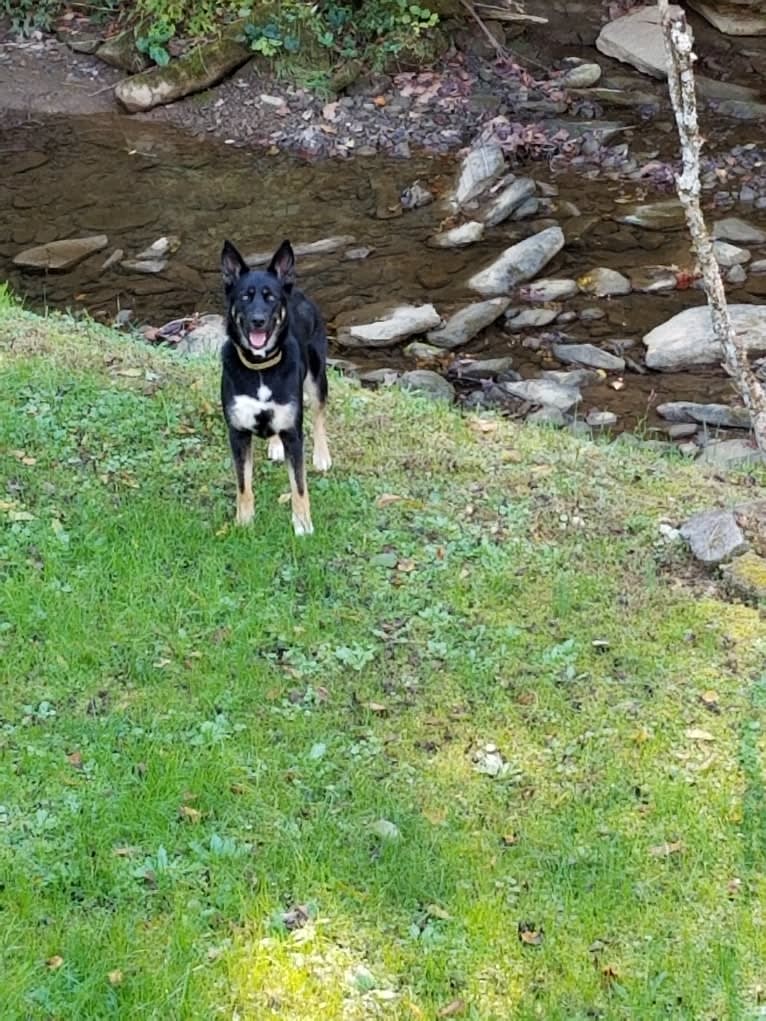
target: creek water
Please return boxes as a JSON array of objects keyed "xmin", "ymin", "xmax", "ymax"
[{"xmin": 1, "ymin": 112, "xmax": 752, "ymax": 429}]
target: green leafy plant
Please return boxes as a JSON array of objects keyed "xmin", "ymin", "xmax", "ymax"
[
  {"xmin": 1, "ymin": 0, "xmax": 61, "ymax": 35},
  {"xmin": 135, "ymin": 16, "xmax": 175, "ymax": 66}
]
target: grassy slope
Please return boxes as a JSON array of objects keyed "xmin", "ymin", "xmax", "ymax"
[{"xmin": 0, "ymin": 305, "xmax": 765, "ymax": 1021}]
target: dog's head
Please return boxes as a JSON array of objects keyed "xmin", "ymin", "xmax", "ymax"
[{"xmin": 220, "ymin": 239, "xmax": 295, "ymax": 360}]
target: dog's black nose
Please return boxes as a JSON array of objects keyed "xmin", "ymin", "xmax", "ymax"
[{"xmin": 250, "ymin": 316, "xmax": 266, "ymax": 329}]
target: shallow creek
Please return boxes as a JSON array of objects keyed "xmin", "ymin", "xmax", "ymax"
[{"xmin": 2, "ymin": 113, "xmax": 756, "ymax": 430}]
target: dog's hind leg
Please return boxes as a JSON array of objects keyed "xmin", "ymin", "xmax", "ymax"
[
  {"xmin": 229, "ymin": 428, "xmax": 254, "ymax": 526},
  {"xmin": 306, "ymin": 369, "xmax": 332, "ymax": 472},
  {"xmin": 267, "ymin": 435, "xmax": 285, "ymax": 462},
  {"xmin": 281, "ymin": 429, "xmax": 313, "ymax": 536}
]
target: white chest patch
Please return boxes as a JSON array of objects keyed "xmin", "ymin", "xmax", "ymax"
[{"xmin": 228, "ymin": 394, "xmax": 296, "ymax": 434}]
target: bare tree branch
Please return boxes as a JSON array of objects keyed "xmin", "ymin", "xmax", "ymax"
[{"xmin": 658, "ymin": 0, "xmax": 766, "ymax": 454}]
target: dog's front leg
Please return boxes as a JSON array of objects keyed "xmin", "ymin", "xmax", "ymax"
[
  {"xmin": 229, "ymin": 427, "xmax": 254, "ymax": 525},
  {"xmin": 281, "ymin": 429, "xmax": 313, "ymax": 536}
]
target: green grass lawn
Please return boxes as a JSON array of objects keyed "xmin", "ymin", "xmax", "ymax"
[{"xmin": 1, "ymin": 303, "xmax": 765, "ymax": 1020}]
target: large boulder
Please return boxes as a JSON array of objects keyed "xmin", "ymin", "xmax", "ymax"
[
  {"xmin": 643, "ymin": 304, "xmax": 766, "ymax": 370},
  {"xmin": 596, "ymin": 6, "xmax": 683, "ymax": 78},
  {"xmin": 115, "ymin": 33, "xmax": 251, "ymax": 113},
  {"xmin": 468, "ymin": 226, "xmax": 565, "ymax": 297},
  {"xmin": 426, "ymin": 298, "xmax": 510, "ymax": 349},
  {"xmin": 448, "ymin": 143, "xmax": 506, "ymax": 209}
]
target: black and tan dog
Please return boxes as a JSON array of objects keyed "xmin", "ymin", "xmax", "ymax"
[{"xmin": 220, "ymin": 238, "xmax": 331, "ymax": 536}]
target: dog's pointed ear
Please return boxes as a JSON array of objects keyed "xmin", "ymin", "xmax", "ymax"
[
  {"xmin": 268, "ymin": 240, "xmax": 295, "ymax": 290},
  {"xmin": 221, "ymin": 240, "xmax": 248, "ymax": 292}
]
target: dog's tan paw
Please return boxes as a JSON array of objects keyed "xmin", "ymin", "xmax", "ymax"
[
  {"xmin": 313, "ymin": 448, "xmax": 332, "ymax": 472},
  {"xmin": 292, "ymin": 512, "xmax": 314, "ymax": 536}
]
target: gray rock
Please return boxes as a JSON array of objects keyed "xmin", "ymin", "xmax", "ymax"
[
  {"xmin": 585, "ymin": 409, "xmax": 618, "ymax": 427},
  {"xmin": 175, "ymin": 315, "xmax": 227, "ymax": 356},
  {"xmin": 696, "ymin": 76, "xmax": 762, "ymax": 102},
  {"xmin": 681, "ymin": 508, "xmax": 749, "ymax": 564},
  {"xmin": 336, "ymin": 303, "xmax": 441, "ymax": 348},
  {"xmin": 359, "ymin": 368, "xmax": 400, "ymax": 386},
  {"xmin": 715, "ymin": 99, "xmax": 766, "ymax": 121},
  {"xmin": 577, "ymin": 266, "xmax": 632, "ymax": 297},
  {"xmin": 560, "ymin": 62, "xmax": 603, "ymax": 88},
  {"xmin": 552, "ymin": 342, "xmax": 625, "ymax": 372},
  {"xmin": 541, "ymin": 368, "xmax": 601, "ymax": 387},
  {"xmin": 713, "ymin": 240, "xmax": 751, "ymax": 267},
  {"xmin": 101, "ymin": 248, "xmax": 124, "ymax": 272},
  {"xmin": 726, "ymin": 265, "xmax": 748, "ymax": 285},
  {"xmin": 14, "ymin": 234, "xmax": 108, "ymax": 271},
  {"xmin": 450, "ymin": 143, "xmax": 505, "ymax": 209},
  {"xmin": 403, "ymin": 341, "xmax": 446, "ymax": 363},
  {"xmin": 629, "ymin": 266, "xmax": 678, "ymax": 293},
  {"xmin": 121, "ymin": 258, "xmax": 168, "ymax": 274},
  {"xmin": 712, "ymin": 217, "xmax": 766, "ymax": 245},
  {"xmin": 666, "ymin": 422, "xmax": 700, "ymax": 439},
  {"xmin": 427, "ymin": 221, "xmax": 484, "ymax": 248},
  {"xmin": 397, "ymin": 370, "xmax": 455, "ymax": 402},
  {"xmin": 501, "ymin": 378, "xmax": 581, "ymax": 411},
  {"xmin": 505, "ymin": 307, "xmax": 560, "ymax": 331},
  {"xmin": 644, "ymin": 304, "xmax": 766, "ymax": 370},
  {"xmin": 689, "ymin": 0, "xmax": 766, "ymax": 36},
  {"xmin": 246, "ymin": 236, "xmax": 355, "ymax": 265},
  {"xmin": 595, "ymin": 6, "xmax": 682, "ymax": 78},
  {"xmin": 750, "ymin": 259, "xmax": 766, "ymax": 274},
  {"xmin": 426, "ymin": 297, "xmax": 510, "ymax": 349},
  {"xmin": 481, "ymin": 177, "xmax": 536, "ymax": 227},
  {"xmin": 518, "ymin": 278, "xmax": 579, "ymax": 302},
  {"xmin": 468, "ymin": 226, "xmax": 565, "ymax": 297},
  {"xmin": 579, "ymin": 307, "xmax": 606, "ymax": 322},
  {"xmin": 614, "ymin": 199, "xmax": 685, "ymax": 231},
  {"xmin": 527, "ymin": 406, "xmax": 567, "ymax": 427},
  {"xmin": 512, "ymin": 197, "xmax": 540, "ymax": 220},
  {"xmin": 136, "ymin": 235, "xmax": 181, "ymax": 260},
  {"xmin": 115, "ymin": 31, "xmax": 252, "ymax": 113},
  {"xmin": 450, "ymin": 357, "xmax": 516, "ymax": 381},
  {"xmin": 698, "ymin": 438, "xmax": 764, "ymax": 468},
  {"xmin": 400, "ymin": 181, "xmax": 434, "ymax": 210}
]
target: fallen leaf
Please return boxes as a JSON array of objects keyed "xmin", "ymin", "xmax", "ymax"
[
  {"xmin": 468, "ymin": 418, "xmax": 498, "ymax": 435},
  {"xmin": 437, "ymin": 999, "xmax": 466, "ymax": 1018},
  {"xmin": 46, "ymin": 955, "xmax": 64, "ymax": 970},
  {"xmin": 397, "ymin": 558, "xmax": 416, "ymax": 573},
  {"xmin": 179, "ymin": 805, "xmax": 202, "ymax": 824},
  {"xmin": 8, "ymin": 510, "xmax": 35, "ymax": 522},
  {"xmin": 501, "ymin": 832, "xmax": 518, "ymax": 846},
  {"xmin": 112, "ymin": 845, "xmax": 140, "ymax": 857},
  {"xmin": 601, "ymin": 963, "xmax": 620, "ymax": 985},
  {"xmin": 108, "ymin": 969, "xmax": 124, "ymax": 986},
  {"xmin": 373, "ymin": 95, "xmax": 387, "ymax": 107},
  {"xmin": 700, "ymin": 690, "xmax": 720, "ymax": 710},
  {"xmin": 67, "ymin": 750, "xmax": 83, "ymax": 769},
  {"xmin": 376, "ymin": 493, "xmax": 403, "ymax": 508},
  {"xmin": 518, "ymin": 921, "xmax": 544, "ymax": 946},
  {"xmin": 685, "ymin": 727, "xmax": 715, "ymax": 742},
  {"xmin": 367, "ymin": 701, "xmax": 387, "ymax": 714},
  {"xmin": 422, "ymin": 807, "xmax": 446, "ymax": 826},
  {"xmin": 649, "ymin": 840, "xmax": 684, "ymax": 858},
  {"xmin": 116, "ymin": 367, "xmax": 142, "ymax": 378}
]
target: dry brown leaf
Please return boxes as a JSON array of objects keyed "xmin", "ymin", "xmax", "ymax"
[
  {"xmin": 519, "ymin": 928, "xmax": 543, "ymax": 945},
  {"xmin": 116, "ymin": 367, "xmax": 142, "ymax": 378},
  {"xmin": 397, "ymin": 558, "xmax": 416, "ymax": 573},
  {"xmin": 649, "ymin": 840, "xmax": 684, "ymax": 858},
  {"xmin": 437, "ymin": 999, "xmax": 466, "ymax": 1018},
  {"xmin": 108, "ymin": 969, "xmax": 124, "ymax": 986},
  {"xmin": 501, "ymin": 832, "xmax": 518, "ymax": 846},
  {"xmin": 685, "ymin": 727, "xmax": 715, "ymax": 742},
  {"xmin": 426, "ymin": 903, "xmax": 451, "ymax": 920},
  {"xmin": 468, "ymin": 418, "xmax": 499, "ymax": 435},
  {"xmin": 112, "ymin": 845, "xmax": 140, "ymax": 858},
  {"xmin": 367, "ymin": 702, "xmax": 387, "ymax": 714},
  {"xmin": 422, "ymin": 807, "xmax": 447, "ymax": 826},
  {"xmin": 67, "ymin": 750, "xmax": 83, "ymax": 769},
  {"xmin": 179, "ymin": 805, "xmax": 202, "ymax": 824},
  {"xmin": 700, "ymin": 690, "xmax": 720, "ymax": 709},
  {"xmin": 46, "ymin": 955, "xmax": 64, "ymax": 970},
  {"xmin": 376, "ymin": 493, "xmax": 404, "ymax": 508}
]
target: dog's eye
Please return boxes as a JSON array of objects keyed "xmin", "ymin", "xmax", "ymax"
[
  {"xmin": 246, "ymin": 287, "xmax": 256, "ymax": 301},
  {"xmin": 262, "ymin": 289, "xmax": 275, "ymax": 302}
]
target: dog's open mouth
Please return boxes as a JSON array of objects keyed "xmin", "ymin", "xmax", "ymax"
[{"xmin": 248, "ymin": 329, "xmax": 269, "ymax": 351}]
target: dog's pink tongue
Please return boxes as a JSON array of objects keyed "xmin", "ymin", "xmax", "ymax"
[{"xmin": 249, "ymin": 330, "xmax": 267, "ymax": 349}]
